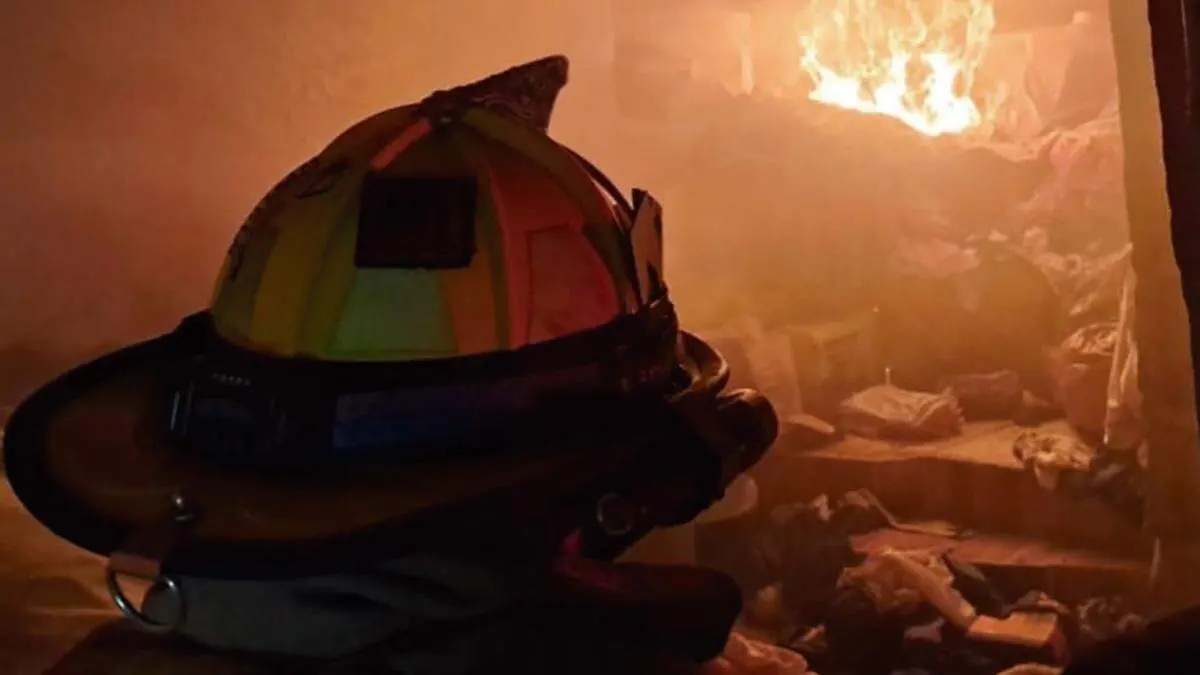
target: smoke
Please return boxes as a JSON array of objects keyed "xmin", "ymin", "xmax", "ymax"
[{"xmin": 0, "ymin": 0, "xmax": 617, "ymax": 360}]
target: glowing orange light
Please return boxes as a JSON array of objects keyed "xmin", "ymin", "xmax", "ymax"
[{"xmin": 797, "ymin": 0, "xmax": 996, "ymax": 136}]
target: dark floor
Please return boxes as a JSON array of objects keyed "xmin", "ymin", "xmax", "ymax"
[{"xmin": 0, "ymin": 482, "xmax": 116, "ymax": 674}]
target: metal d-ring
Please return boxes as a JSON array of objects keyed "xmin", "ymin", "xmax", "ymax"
[
  {"xmin": 595, "ymin": 492, "xmax": 640, "ymax": 537},
  {"xmin": 105, "ymin": 567, "xmax": 186, "ymax": 635},
  {"xmin": 105, "ymin": 492, "xmax": 194, "ymax": 634}
]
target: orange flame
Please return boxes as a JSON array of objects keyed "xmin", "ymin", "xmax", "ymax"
[{"xmin": 797, "ymin": 0, "xmax": 996, "ymax": 136}]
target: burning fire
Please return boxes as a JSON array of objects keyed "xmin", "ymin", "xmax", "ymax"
[{"xmin": 797, "ymin": 0, "xmax": 996, "ymax": 136}]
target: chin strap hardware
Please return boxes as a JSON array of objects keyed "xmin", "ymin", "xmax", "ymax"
[{"xmin": 106, "ymin": 493, "xmax": 195, "ymax": 634}]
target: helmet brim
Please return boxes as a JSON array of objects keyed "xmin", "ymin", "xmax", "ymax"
[{"xmin": 3, "ymin": 323, "xmax": 729, "ymax": 577}]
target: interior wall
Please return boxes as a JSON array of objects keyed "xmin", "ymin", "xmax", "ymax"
[
  {"xmin": 0, "ymin": 0, "xmax": 619, "ymax": 356},
  {"xmin": 1110, "ymin": 0, "xmax": 1200, "ymax": 545}
]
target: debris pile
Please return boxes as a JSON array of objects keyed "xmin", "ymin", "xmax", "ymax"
[{"xmin": 704, "ymin": 492, "xmax": 1147, "ymax": 675}]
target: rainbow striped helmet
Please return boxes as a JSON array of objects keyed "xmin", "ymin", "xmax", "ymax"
[
  {"xmin": 211, "ymin": 56, "xmax": 663, "ymax": 363},
  {"xmin": 4, "ymin": 57, "xmax": 778, "ymax": 584}
]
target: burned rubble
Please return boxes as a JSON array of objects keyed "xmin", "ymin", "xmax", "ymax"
[
  {"xmin": 608, "ymin": 2, "xmax": 1159, "ymax": 673},
  {"xmin": 695, "ymin": 488, "xmax": 1147, "ymax": 675},
  {"xmin": 669, "ymin": 1, "xmax": 1146, "ymax": 525}
]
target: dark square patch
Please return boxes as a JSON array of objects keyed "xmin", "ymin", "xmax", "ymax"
[{"xmin": 356, "ymin": 174, "xmax": 478, "ymax": 269}]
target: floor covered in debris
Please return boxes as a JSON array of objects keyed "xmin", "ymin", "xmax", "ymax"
[
  {"xmin": 758, "ymin": 420, "xmax": 1147, "ymax": 554},
  {"xmin": 688, "ymin": 419, "xmax": 1153, "ymax": 674}
]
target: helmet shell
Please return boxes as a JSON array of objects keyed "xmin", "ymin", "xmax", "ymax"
[{"xmin": 210, "ymin": 106, "xmax": 637, "ymax": 361}]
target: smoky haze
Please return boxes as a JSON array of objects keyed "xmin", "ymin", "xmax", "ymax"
[
  {"xmin": 0, "ymin": 0, "xmax": 1123, "ymax": 408},
  {"xmin": 0, "ymin": 0, "xmax": 622, "ymax": 363}
]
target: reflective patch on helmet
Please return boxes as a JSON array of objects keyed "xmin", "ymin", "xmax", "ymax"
[
  {"xmin": 371, "ymin": 119, "xmax": 433, "ymax": 170},
  {"xmin": 331, "ymin": 363, "xmax": 597, "ymax": 453},
  {"xmin": 356, "ymin": 174, "xmax": 478, "ymax": 269}
]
